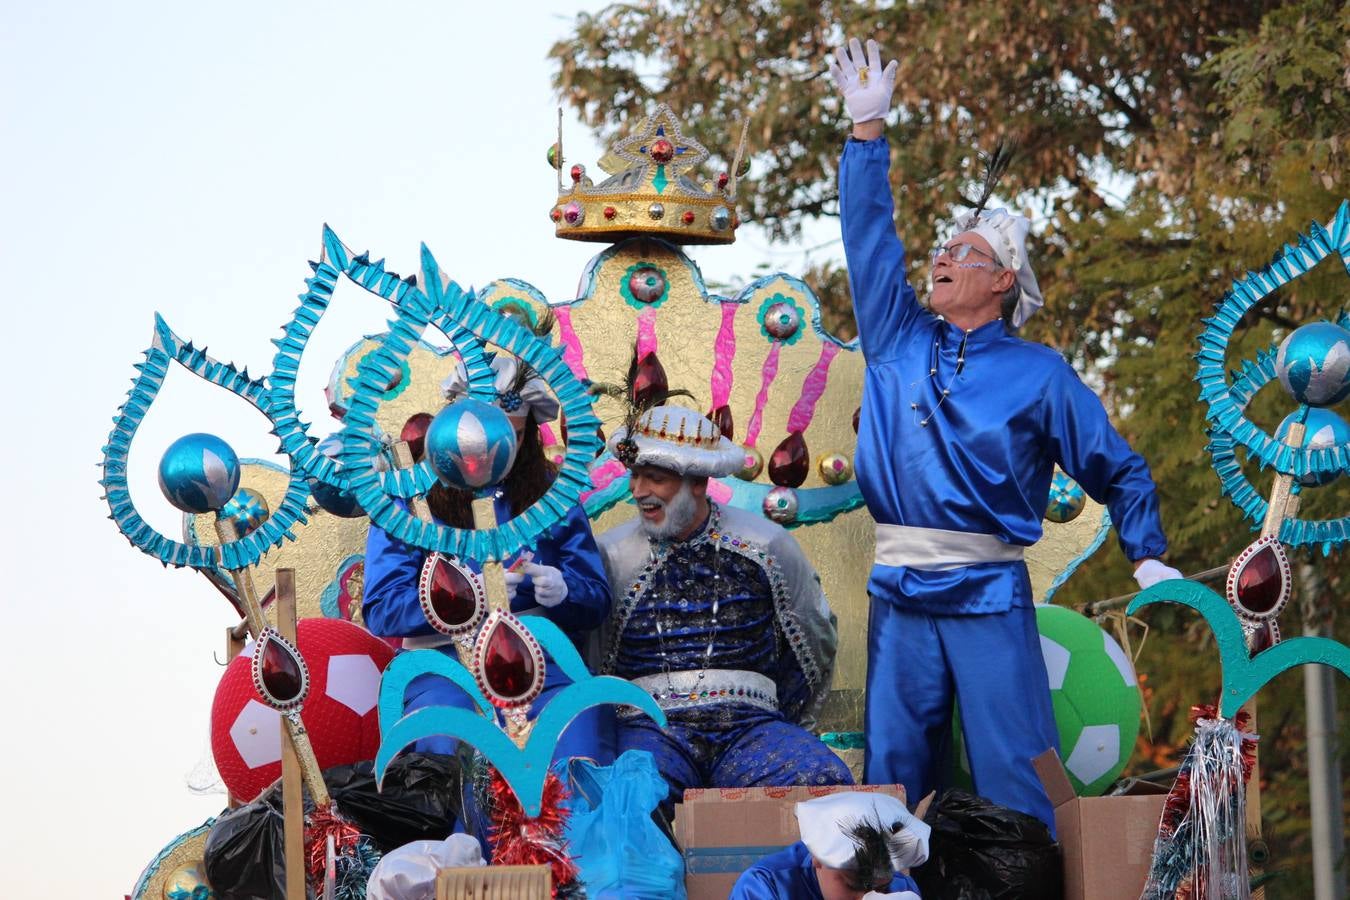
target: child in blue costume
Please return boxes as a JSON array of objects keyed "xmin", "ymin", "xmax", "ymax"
[
  {"xmin": 731, "ymin": 792, "xmax": 927, "ymax": 900},
  {"xmin": 363, "ymin": 354, "xmax": 615, "ymax": 778},
  {"xmin": 827, "ymin": 37, "xmax": 1182, "ymax": 831}
]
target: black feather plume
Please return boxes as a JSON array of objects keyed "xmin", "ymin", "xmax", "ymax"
[
  {"xmin": 961, "ymin": 139, "xmax": 1016, "ymax": 219},
  {"xmin": 841, "ymin": 816, "xmax": 895, "ymax": 892}
]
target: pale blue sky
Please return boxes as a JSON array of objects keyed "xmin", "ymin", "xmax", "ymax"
[{"xmin": 0, "ymin": 2, "xmax": 838, "ymax": 894}]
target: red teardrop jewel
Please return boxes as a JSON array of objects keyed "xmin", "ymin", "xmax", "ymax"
[
  {"xmin": 1226, "ymin": 535, "xmax": 1291, "ymax": 619},
  {"xmin": 768, "ymin": 431, "xmax": 810, "ymax": 488},
  {"xmin": 419, "ymin": 553, "xmax": 486, "ymax": 635},
  {"xmin": 632, "ymin": 351, "xmax": 669, "ymax": 408},
  {"xmin": 1247, "ymin": 619, "xmax": 1281, "ymax": 655},
  {"xmin": 251, "ymin": 629, "xmax": 309, "ymax": 711},
  {"xmin": 709, "ymin": 404, "xmax": 735, "ymax": 442},
  {"xmin": 401, "ymin": 412, "xmax": 433, "ymax": 462},
  {"xmin": 473, "ymin": 611, "xmax": 545, "ymax": 709},
  {"xmin": 852, "ymin": 407, "xmax": 861, "ymax": 434}
]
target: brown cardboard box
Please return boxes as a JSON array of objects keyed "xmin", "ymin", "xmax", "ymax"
[
  {"xmin": 1033, "ymin": 750, "xmax": 1168, "ymax": 900},
  {"xmin": 674, "ymin": 783, "xmax": 907, "ymax": 900}
]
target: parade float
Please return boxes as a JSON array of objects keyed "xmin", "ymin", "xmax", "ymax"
[{"xmin": 103, "ymin": 104, "xmax": 1348, "ymax": 899}]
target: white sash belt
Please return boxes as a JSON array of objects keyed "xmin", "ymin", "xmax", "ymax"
[{"xmin": 874, "ymin": 524, "xmax": 1024, "ymax": 571}]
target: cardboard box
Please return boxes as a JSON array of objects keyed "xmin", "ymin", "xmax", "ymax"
[
  {"xmin": 674, "ymin": 783, "xmax": 907, "ymax": 900},
  {"xmin": 1033, "ymin": 750, "xmax": 1168, "ymax": 900}
]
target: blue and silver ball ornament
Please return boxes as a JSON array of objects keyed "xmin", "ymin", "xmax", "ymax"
[
  {"xmin": 1275, "ymin": 321, "xmax": 1350, "ymax": 407},
  {"xmin": 1045, "ymin": 470, "xmax": 1088, "ymax": 523},
  {"xmin": 425, "ymin": 397, "xmax": 519, "ymax": 490},
  {"xmin": 1275, "ymin": 408, "xmax": 1350, "ymax": 486},
  {"xmin": 763, "ymin": 485, "xmax": 799, "ymax": 524},
  {"xmin": 219, "ymin": 487, "xmax": 270, "ymax": 536},
  {"xmin": 158, "ymin": 433, "xmax": 241, "ymax": 514}
]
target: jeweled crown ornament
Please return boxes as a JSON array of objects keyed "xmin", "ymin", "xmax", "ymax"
[{"xmin": 551, "ymin": 104, "xmax": 746, "ymax": 245}]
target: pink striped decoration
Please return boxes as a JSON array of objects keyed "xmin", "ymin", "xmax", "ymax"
[
  {"xmin": 709, "ymin": 303, "xmax": 738, "ymax": 408},
  {"xmin": 786, "ymin": 343, "xmax": 841, "ymax": 434},
  {"xmin": 552, "ymin": 306, "xmax": 589, "ymax": 380},
  {"xmin": 743, "ymin": 342, "xmax": 782, "ymax": 448},
  {"xmin": 636, "ymin": 307, "xmax": 659, "ymax": 359}
]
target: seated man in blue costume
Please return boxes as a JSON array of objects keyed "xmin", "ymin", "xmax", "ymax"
[
  {"xmin": 731, "ymin": 792, "xmax": 927, "ymax": 900},
  {"xmin": 363, "ymin": 353, "xmax": 615, "ymax": 771},
  {"xmin": 597, "ymin": 405, "xmax": 852, "ymax": 809},
  {"xmin": 828, "ymin": 37, "xmax": 1182, "ymax": 830}
]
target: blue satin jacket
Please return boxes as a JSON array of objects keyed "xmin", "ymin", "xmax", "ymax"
[
  {"xmin": 729, "ymin": 842, "xmax": 921, "ymax": 899},
  {"xmin": 840, "ymin": 138, "xmax": 1167, "ymax": 613},
  {"xmin": 363, "ymin": 495, "xmax": 611, "ymax": 643}
]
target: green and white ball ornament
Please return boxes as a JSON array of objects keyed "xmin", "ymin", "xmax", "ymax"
[{"xmin": 953, "ymin": 604, "xmax": 1142, "ymax": 796}]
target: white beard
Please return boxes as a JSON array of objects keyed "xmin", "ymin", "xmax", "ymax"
[{"xmin": 637, "ymin": 481, "xmax": 700, "ymax": 541}]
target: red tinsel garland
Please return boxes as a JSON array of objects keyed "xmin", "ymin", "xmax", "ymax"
[
  {"xmin": 305, "ymin": 803, "xmax": 363, "ymax": 887},
  {"xmin": 488, "ymin": 769, "xmax": 578, "ymax": 895}
]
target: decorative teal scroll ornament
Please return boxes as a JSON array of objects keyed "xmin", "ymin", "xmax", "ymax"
[
  {"xmin": 1196, "ymin": 201, "xmax": 1350, "ymax": 552},
  {"xmin": 100, "ymin": 315, "xmax": 311, "ymax": 570},
  {"xmin": 375, "ymin": 617, "xmax": 665, "ymax": 817},
  {"xmin": 335, "ymin": 237, "xmax": 604, "ymax": 562},
  {"xmin": 1128, "ymin": 580, "xmax": 1350, "ymax": 717}
]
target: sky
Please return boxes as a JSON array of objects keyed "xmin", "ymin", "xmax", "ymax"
[{"xmin": 0, "ymin": 2, "xmax": 839, "ymax": 894}]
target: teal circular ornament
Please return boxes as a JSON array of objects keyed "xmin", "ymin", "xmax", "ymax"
[
  {"xmin": 158, "ymin": 433, "xmax": 241, "ymax": 514},
  {"xmin": 426, "ymin": 398, "xmax": 519, "ymax": 490},
  {"xmin": 219, "ymin": 487, "xmax": 270, "ymax": 536},
  {"xmin": 1275, "ymin": 321, "xmax": 1350, "ymax": 407},
  {"xmin": 1045, "ymin": 470, "xmax": 1087, "ymax": 523},
  {"xmin": 1275, "ymin": 408, "xmax": 1350, "ymax": 486}
]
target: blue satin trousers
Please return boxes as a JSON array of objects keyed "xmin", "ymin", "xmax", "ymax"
[{"xmin": 863, "ymin": 600, "xmax": 1059, "ymax": 833}]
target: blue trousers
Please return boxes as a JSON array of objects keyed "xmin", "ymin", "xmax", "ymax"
[
  {"xmin": 617, "ymin": 703, "xmax": 854, "ymax": 814},
  {"xmin": 864, "ymin": 600, "xmax": 1058, "ymax": 832}
]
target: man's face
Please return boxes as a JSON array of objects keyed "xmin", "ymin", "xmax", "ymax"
[
  {"xmin": 629, "ymin": 465, "xmax": 705, "ymax": 540},
  {"xmin": 928, "ymin": 231, "xmax": 1012, "ymax": 325},
  {"xmin": 813, "ymin": 861, "xmax": 891, "ymax": 900}
]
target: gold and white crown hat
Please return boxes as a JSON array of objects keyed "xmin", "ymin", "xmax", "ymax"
[
  {"xmin": 795, "ymin": 791, "xmax": 931, "ymax": 871},
  {"xmin": 607, "ymin": 404, "xmax": 744, "ymax": 477}
]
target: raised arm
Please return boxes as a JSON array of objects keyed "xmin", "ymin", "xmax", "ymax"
[{"xmin": 831, "ymin": 37, "xmax": 922, "ymax": 359}]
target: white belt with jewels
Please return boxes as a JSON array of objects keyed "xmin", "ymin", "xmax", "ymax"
[
  {"xmin": 621, "ymin": 669, "xmax": 778, "ymax": 717},
  {"xmin": 873, "ymin": 523, "xmax": 1025, "ymax": 571}
]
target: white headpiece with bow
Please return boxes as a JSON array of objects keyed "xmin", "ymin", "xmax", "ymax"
[{"xmin": 440, "ymin": 354, "xmax": 560, "ymax": 423}]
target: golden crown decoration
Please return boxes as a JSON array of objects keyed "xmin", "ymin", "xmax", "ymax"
[{"xmin": 550, "ymin": 104, "xmax": 746, "ymax": 245}]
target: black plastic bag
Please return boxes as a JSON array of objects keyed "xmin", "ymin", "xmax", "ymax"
[
  {"xmin": 912, "ymin": 789, "xmax": 1063, "ymax": 900},
  {"xmin": 203, "ymin": 789, "xmax": 290, "ymax": 900},
  {"xmin": 326, "ymin": 751, "xmax": 462, "ymax": 851},
  {"xmin": 202, "ymin": 752, "xmax": 461, "ymax": 899}
]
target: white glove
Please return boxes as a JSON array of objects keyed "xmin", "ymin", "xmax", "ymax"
[
  {"xmin": 863, "ymin": 892, "xmax": 921, "ymax": 900},
  {"xmin": 827, "ymin": 37, "xmax": 899, "ymax": 125},
  {"xmin": 521, "ymin": 562, "xmax": 569, "ymax": 608},
  {"xmin": 1133, "ymin": 558, "xmax": 1183, "ymax": 591},
  {"xmin": 504, "ymin": 568, "xmax": 524, "ymax": 603}
]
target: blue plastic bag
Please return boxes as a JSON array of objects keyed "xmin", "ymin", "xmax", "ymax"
[{"xmin": 557, "ymin": 749, "xmax": 686, "ymax": 899}]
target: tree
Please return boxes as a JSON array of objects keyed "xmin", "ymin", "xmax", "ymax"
[{"xmin": 552, "ymin": 2, "xmax": 1349, "ymax": 893}]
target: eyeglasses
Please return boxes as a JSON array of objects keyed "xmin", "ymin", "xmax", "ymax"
[{"xmin": 929, "ymin": 242, "xmax": 999, "ymax": 265}]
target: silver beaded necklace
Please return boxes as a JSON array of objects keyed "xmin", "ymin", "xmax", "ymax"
[{"xmin": 909, "ymin": 314, "xmax": 1001, "ymax": 428}]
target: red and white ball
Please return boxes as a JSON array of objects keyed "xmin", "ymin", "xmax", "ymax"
[{"xmin": 211, "ymin": 617, "xmax": 395, "ymax": 802}]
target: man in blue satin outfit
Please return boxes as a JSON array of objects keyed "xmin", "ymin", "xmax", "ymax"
[
  {"xmin": 828, "ymin": 37, "xmax": 1182, "ymax": 829},
  {"xmin": 597, "ymin": 405, "xmax": 852, "ymax": 810},
  {"xmin": 731, "ymin": 791, "xmax": 927, "ymax": 900}
]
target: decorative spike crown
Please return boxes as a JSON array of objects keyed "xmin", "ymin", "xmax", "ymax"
[{"xmin": 551, "ymin": 105, "xmax": 742, "ymax": 245}]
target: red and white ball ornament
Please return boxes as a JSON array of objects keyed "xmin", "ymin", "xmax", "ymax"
[{"xmin": 211, "ymin": 617, "xmax": 395, "ymax": 802}]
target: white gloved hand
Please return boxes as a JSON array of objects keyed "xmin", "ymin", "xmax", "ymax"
[
  {"xmin": 521, "ymin": 562, "xmax": 569, "ymax": 608},
  {"xmin": 503, "ymin": 568, "xmax": 524, "ymax": 603},
  {"xmin": 827, "ymin": 37, "xmax": 899, "ymax": 125},
  {"xmin": 862, "ymin": 892, "xmax": 921, "ymax": 900},
  {"xmin": 1133, "ymin": 558, "xmax": 1184, "ymax": 591}
]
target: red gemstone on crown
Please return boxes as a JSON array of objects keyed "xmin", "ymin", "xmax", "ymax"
[
  {"xmin": 682, "ymin": 210, "xmax": 696, "ymax": 225},
  {"xmin": 257, "ymin": 633, "xmax": 307, "ymax": 707},
  {"xmin": 604, "ymin": 206, "xmax": 617, "ymax": 220},
  {"xmin": 401, "ymin": 412, "xmax": 433, "ymax": 462},
  {"xmin": 632, "ymin": 351, "xmax": 669, "ymax": 408},
  {"xmin": 768, "ymin": 431, "xmax": 810, "ymax": 488},
  {"xmin": 549, "ymin": 207, "xmax": 562, "ymax": 222},
  {"xmin": 716, "ymin": 171, "xmax": 730, "ymax": 190},
  {"xmin": 649, "ymin": 138, "xmax": 675, "ymax": 163},
  {"xmin": 709, "ymin": 404, "xmax": 734, "ymax": 442}
]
